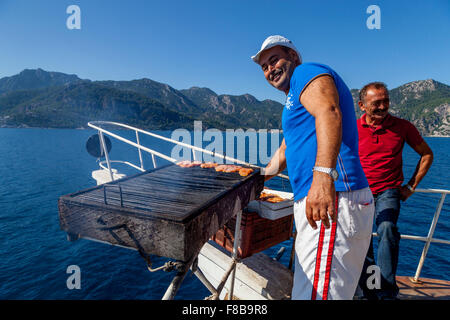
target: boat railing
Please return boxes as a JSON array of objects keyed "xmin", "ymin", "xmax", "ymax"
[
  {"xmin": 401, "ymin": 188, "xmax": 449, "ymax": 283},
  {"xmin": 88, "ymin": 120, "xmax": 289, "ymax": 179},
  {"xmin": 87, "ymin": 121, "xmax": 449, "ymax": 284}
]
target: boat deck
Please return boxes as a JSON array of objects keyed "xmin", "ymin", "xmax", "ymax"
[
  {"xmin": 198, "ymin": 242, "xmax": 450, "ymax": 300},
  {"xmin": 397, "ymin": 276, "xmax": 450, "ymax": 300}
]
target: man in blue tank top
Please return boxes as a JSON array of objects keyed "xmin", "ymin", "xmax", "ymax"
[{"xmin": 252, "ymin": 35, "xmax": 374, "ymax": 300}]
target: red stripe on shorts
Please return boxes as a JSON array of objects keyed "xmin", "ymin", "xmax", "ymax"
[
  {"xmin": 311, "ymin": 222, "xmax": 325, "ymax": 300},
  {"xmin": 322, "ymin": 192, "xmax": 339, "ymax": 300}
]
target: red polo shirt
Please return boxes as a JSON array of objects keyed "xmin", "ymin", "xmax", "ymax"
[{"xmin": 357, "ymin": 113, "xmax": 424, "ymax": 195}]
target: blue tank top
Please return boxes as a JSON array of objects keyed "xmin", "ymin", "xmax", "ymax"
[{"xmin": 282, "ymin": 62, "xmax": 368, "ymax": 201}]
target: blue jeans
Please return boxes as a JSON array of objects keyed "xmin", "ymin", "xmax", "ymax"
[{"xmin": 358, "ymin": 188, "xmax": 401, "ymax": 299}]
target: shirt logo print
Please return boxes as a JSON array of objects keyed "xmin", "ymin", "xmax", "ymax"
[{"xmin": 286, "ymin": 93, "xmax": 294, "ymax": 110}]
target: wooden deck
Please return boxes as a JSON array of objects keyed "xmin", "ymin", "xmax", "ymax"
[
  {"xmin": 197, "ymin": 242, "xmax": 450, "ymax": 300},
  {"xmin": 197, "ymin": 241, "xmax": 293, "ymax": 300},
  {"xmin": 397, "ymin": 276, "xmax": 450, "ymax": 300}
]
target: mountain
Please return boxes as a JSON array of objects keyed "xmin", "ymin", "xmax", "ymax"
[
  {"xmin": 180, "ymin": 87, "xmax": 283, "ymax": 129},
  {"xmin": 0, "ymin": 69, "xmax": 449, "ymax": 136},
  {"xmin": 0, "ymin": 82, "xmax": 196, "ymax": 129},
  {"xmin": 0, "ymin": 68, "xmax": 82, "ymax": 94},
  {"xmin": 97, "ymin": 79, "xmax": 202, "ymax": 116},
  {"xmin": 352, "ymin": 79, "xmax": 450, "ymax": 136},
  {"xmin": 94, "ymin": 81, "xmax": 283, "ymax": 129},
  {"xmin": 0, "ymin": 69, "xmax": 283, "ymax": 130},
  {"xmin": 389, "ymin": 80, "xmax": 450, "ymax": 136}
]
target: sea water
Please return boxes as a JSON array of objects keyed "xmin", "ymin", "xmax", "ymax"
[{"xmin": 0, "ymin": 128, "xmax": 448, "ymax": 299}]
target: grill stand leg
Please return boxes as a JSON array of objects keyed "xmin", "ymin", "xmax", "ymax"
[
  {"xmin": 161, "ymin": 252, "xmax": 199, "ymax": 300},
  {"xmin": 212, "ymin": 209, "xmax": 243, "ymax": 300},
  {"xmin": 228, "ymin": 209, "xmax": 242, "ymax": 300},
  {"xmin": 193, "ymin": 268, "xmax": 218, "ymax": 296},
  {"xmin": 212, "ymin": 258, "xmax": 238, "ymax": 300}
]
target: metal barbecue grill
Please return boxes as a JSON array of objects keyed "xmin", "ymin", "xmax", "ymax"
[{"xmin": 58, "ymin": 163, "xmax": 264, "ymax": 262}]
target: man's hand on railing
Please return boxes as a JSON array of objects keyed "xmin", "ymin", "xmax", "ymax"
[{"xmin": 400, "ymin": 184, "xmax": 414, "ymax": 201}]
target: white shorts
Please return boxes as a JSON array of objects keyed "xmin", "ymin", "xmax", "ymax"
[{"xmin": 292, "ymin": 187, "xmax": 374, "ymax": 300}]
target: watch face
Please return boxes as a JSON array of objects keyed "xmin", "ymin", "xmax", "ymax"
[{"xmin": 331, "ymin": 169, "xmax": 339, "ymax": 181}]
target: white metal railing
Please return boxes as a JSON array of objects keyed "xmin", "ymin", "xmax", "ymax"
[
  {"xmin": 404, "ymin": 189, "xmax": 448, "ymax": 283},
  {"xmin": 88, "ymin": 121, "xmax": 289, "ymax": 179},
  {"xmin": 87, "ymin": 121, "xmax": 449, "ymax": 283}
]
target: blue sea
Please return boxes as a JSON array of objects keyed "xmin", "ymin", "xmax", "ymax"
[{"xmin": 0, "ymin": 128, "xmax": 449, "ymax": 299}]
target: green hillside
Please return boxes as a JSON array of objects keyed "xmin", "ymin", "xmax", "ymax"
[{"xmin": 0, "ymin": 69, "xmax": 448, "ymax": 136}]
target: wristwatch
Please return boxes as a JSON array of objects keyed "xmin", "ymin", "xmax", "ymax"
[
  {"xmin": 405, "ymin": 184, "xmax": 414, "ymax": 192},
  {"xmin": 312, "ymin": 166, "xmax": 339, "ymax": 181}
]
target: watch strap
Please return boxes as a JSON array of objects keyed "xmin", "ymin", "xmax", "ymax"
[{"xmin": 312, "ymin": 166, "xmax": 338, "ymax": 181}]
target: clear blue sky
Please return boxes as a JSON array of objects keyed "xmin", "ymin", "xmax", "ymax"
[{"xmin": 0, "ymin": 0, "xmax": 449, "ymax": 103}]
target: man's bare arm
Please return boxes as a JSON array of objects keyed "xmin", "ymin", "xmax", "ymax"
[
  {"xmin": 300, "ymin": 75, "xmax": 342, "ymax": 229},
  {"xmin": 263, "ymin": 139, "xmax": 287, "ymax": 181},
  {"xmin": 400, "ymin": 140, "xmax": 433, "ymax": 201}
]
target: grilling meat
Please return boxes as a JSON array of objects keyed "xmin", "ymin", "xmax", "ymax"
[
  {"xmin": 176, "ymin": 160, "xmax": 202, "ymax": 168},
  {"xmin": 215, "ymin": 164, "xmax": 228, "ymax": 172},
  {"xmin": 259, "ymin": 191, "xmax": 285, "ymax": 203},
  {"xmin": 179, "ymin": 162, "xmax": 254, "ymax": 177},
  {"xmin": 223, "ymin": 165, "xmax": 243, "ymax": 173},
  {"xmin": 215, "ymin": 164, "xmax": 243, "ymax": 173},
  {"xmin": 239, "ymin": 168, "xmax": 254, "ymax": 176},
  {"xmin": 200, "ymin": 162, "xmax": 219, "ymax": 168}
]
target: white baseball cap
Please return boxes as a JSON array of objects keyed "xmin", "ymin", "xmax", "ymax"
[{"xmin": 251, "ymin": 35, "xmax": 302, "ymax": 64}]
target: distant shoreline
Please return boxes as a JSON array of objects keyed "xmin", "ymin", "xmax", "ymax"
[
  {"xmin": 426, "ymin": 135, "xmax": 450, "ymax": 138},
  {"xmin": 1, "ymin": 125, "xmax": 449, "ymax": 138}
]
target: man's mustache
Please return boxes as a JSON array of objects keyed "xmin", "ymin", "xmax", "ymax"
[{"xmin": 270, "ymin": 69, "xmax": 283, "ymax": 81}]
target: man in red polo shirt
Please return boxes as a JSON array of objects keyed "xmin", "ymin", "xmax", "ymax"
[{"xmin": 356, "ymin": 82, "xmax": 433, "ymax": 300}]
